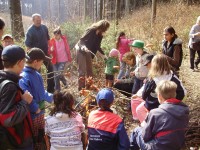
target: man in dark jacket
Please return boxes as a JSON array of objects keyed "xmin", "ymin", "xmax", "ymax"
[
  {"xmin": 25, "ymin": 13, "xmax": 54, "ymax": 93},
  {"xmin": 130, "ymin": 80, "xmax": 189, "ymax": 150},
  {"xmin": 0, "ymin": 45, "xmax": 33, "ymax": 149}
]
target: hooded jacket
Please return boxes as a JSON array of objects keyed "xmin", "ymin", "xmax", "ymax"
[
  {"xmin": 162, "ymin": 38, "xmax": 183, "ymax": 70},
  {"xmin": 0, "ymin": 71, "xmax": 33, "ymax": 149},
  {"xmin": 105, "ymin": 57, "xmax": 119, "ymax": 75},
  {"xmin": 19, "ymin": 66, "xmax": 53, "ymax": 119},
  {"xmin": 45, "ymin": 112, "xmax": 85, "ymax": 150},
  {"xmin": 87, "ymin": 109, "xmax": 130, "ymax": 150},
  {"xmin": 141, "ymin": 98, "xmax": 189, "ymax": 150},
  {"xmin": 142, "ymin": 72, "xmax": 186, "ymax": 111}
]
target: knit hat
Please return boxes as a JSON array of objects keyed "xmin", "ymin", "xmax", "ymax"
[
  {"xmin": 109, "ymin": 48, "xmax": 119, "ymax": 57},
  {"xmin": 96, "ymin": 88, "xmax": 114, "ymax": 104},
  {"xmin": 130, "ymin": 40, "xmax": 144, "ymax": 49}
]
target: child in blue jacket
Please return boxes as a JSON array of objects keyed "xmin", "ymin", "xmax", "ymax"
[
  {"xmin": 130, "ymin": 80, "xmax": 189, "ymax": 150},
  {"xmin": 87, "ymin": 88, "xmax": 130, "ymax": 150},
  {"xmin": 19, "ymin": 48, "xmax": 53, "ymax": 149}
]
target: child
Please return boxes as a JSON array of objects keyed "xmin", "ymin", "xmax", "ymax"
[
  {"xmin": 1, "ymin": 34, "xmax": 14, "ymax": 48},
  {"xmin": 130, "ymin": 40, "xmax": 149, "ymax": 94},
  {"xmin": 19, "ymin": 48, "xmax": 53, "ymax": 149},
  {"xmin": 45, "ymin": 90, "xmax": 85, "ymax": 150},
  {"xmin": 116, "ymin": 32, "xmax": 133, "ymax": 79},
  {"xmin": 162, "ymin": 26, "xmax": 183, "ymax": 75},
  {"xmin": 0, "ymin": 45, "xmax": 33, "ymax": 149},
  {"xmin": 130, "ymin": 80, "xmax": 189, "ymax": 150},
  {"xmin": 105, "ymin": 48, "xmax": 119, "ymax": 87},
  {"xmin": 48, "ymin": 27, "xmax": 72, "ymax": 91},
  {"xmin": 87, "ymin": 88, "xmax": 130, "ymax": 150},
  {"xmin": 0, "ymin": 17, "xmax": 5, "ymax": 70},
  {"xmin": 131, "ymin": 54, "xmax": 186, "ymax": 123},
  {"xmin": 114, "ymin": 51, "xmax": 136, "ymax": 97}
]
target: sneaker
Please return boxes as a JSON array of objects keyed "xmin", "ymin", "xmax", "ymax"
[{"xmin": 191, "ymin": 68, "xmax": 195, "ymax": 72}]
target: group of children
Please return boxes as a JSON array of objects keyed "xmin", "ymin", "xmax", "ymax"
[{"xmin": 0, "ymin": 15, "xmax": 189, "ymax": 150}]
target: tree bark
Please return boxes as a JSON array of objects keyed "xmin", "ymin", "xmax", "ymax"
[
  {"xmin": 125, "ymin": 0, "xmax": 130, "ymax": 14},
  {"xmin": 100, "ymin": 0, "xmax": 103, "ymax": 19},
  {"xmin": 151, "ymin": 0, "xmax": 157, "ymax": 28},
  {"xmin": 9, "ymin": 0, "xmax": 24, "ymax": 41},
  {"xmin": 84, "ymin": 0, "xmax": 87, "ymax": 20},
  {"xmin": 115, "ymin": 0, "xmax": 120, "ymax": 26}
]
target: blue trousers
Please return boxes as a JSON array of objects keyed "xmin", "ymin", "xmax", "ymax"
[{"xmin": 53, "ymin": 62, "xmax": 67, "ymax": 91}]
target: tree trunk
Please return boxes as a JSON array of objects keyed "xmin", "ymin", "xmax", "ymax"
[
  {"xmin": 100, "ymin": 0, "xmax": 103, "ymax": 19},
  {"xmin": 10, "ymin": 0, "xmax": 24, "ymax": 41},
  {"xmin": 125, "ymin": 0, "xmax": 130, "ymax": 14},
  {"xmin": 151, "ymin": 0, "xmax": 157, "ymax": 28},
  {"xmin": 84, "ymin": 0, "xmax": 87, "ymax": 20},
  {"xmin": 115, "ymin": 0, "xmax": 120, "ymax": 27}
]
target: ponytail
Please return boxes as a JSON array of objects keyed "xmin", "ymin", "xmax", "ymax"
[{"xmin": 116, "ymin": 32, "xmax": 125, "ymax": 49}]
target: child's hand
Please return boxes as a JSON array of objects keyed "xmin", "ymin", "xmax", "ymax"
[
  {"xmin": 35, "ymin": 108, "xmax": 41, "ymax": 114},
  {"xmin": 131, "ymin": 94, "xmax": 138, "ymax": 99},
  {"xmin": 114, "ymin": 79, "xmax": 121, "ymax": 84},
  {"xmin": 21, "ymin": 90, "xmax": 33, "ymax": 104},
  {"xmin": 113, "ymin": 66, "xmax": 119, "ymax": 69}
]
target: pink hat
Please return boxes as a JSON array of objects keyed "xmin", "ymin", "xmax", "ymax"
[{"xmin": 109, "ymin": 48, "xmax": 119, "ymax": 57}]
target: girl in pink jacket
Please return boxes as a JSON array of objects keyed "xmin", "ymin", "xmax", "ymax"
[
  {"xmin": 48, "ymin": 27, "xmax": 72, "ymax": 91},
  {"xmin": 116, "ymin": 32, "xmax": 133, "ymax": 79}
]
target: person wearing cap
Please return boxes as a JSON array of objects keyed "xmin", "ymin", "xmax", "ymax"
[
  {"xmin": 131, "ymin": 54, "xmax": 186, "ymax": 124},
  {"xmin": 25, "ymin": 13, "xmax": 54, "ymax": 93},
  {"xmin": 0, "ymin": 45, "xmax": 33, "ymax": 149},
  {"xmin": 0, "ymin": 17, "xmax": 5, "ymax": 70},
  {"xmin": 105, "ymin": 48, "xmax": 119, "ymax": 87},
  {"xmin": 1, "ymin": 34, "xmax": 14, "ymax": 48},
  {"xmin": 130, "ymin": 40, "xmax": 149, "ymax": 95},
  {"xmin": 19, "ymin": 47, "xmax": 53, "ymax": 149},
  {"xmin": 48, "ymin": 27, "xmax": 72, "ymax": 91},
  {"xmin": 87, "ymin": 88, "xmax": 130, "ymax": 150}
]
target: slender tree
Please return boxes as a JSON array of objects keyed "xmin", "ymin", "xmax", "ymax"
[
  {"xmin": 151, "ymin": 0, "xmax": 157, "ymax": 28},
  {"xmin": 10, "ymin": 0, "xmax": 24, "ymax": 41}
]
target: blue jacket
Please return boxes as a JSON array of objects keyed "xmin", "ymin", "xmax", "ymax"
[
  {"xmin": 19, "ymin": 66, "xmax": 53, "ymax": 119},
  {"xmin": 87, "ymin": 109, "xmax": 130, "ymax": 150},
  {"xmin": 141, "ymin": 99, "xmax": 189, "ymax": 150}
]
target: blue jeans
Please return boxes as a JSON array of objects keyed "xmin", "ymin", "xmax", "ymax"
[
  {"xmin": 117, "ymin": 61, "xmax": 127, "ymax": 79},
  {"xmin": 53, "ymin": 62, "xmax": 67, "ymax": 91},
  {"xmin": 132, "ymin": 77, "xmax": 144, "ymax": 94}
]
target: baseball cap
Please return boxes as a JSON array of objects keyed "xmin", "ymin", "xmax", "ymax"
[
  {"xmin": 144, "ymin": 54, "xmax": 154, "ymax": 66},
  {"xmin": 2, "ymin": 45, "xmax": 30, "ymax": 63},
  {"xmin": 96, "ymin": 88, "xmax": 114, "ymax": 104},
  {"xmin": 28, "ymin": 48, "xmax": 51, "ymax": 61},
  {"xmin": 2, "ymin": 34, "xmax": 13, "ymax": 40}
]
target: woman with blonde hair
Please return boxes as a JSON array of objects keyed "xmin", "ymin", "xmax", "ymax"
[
  {"xmin": 131, "ymin": 54, "xmax": 186, "ymax": 124},
  {"xmin": 189, "ymin": 16, "xmax": 200, "ymax": 71},
  {"xmin": 75, "ymin": 20, "xmax": 110, "ymax": 91}
]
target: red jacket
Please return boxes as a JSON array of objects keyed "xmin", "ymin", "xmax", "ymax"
[{"xmin": 48, "ymin": 35, "xmax": 72, "ymax": 64}]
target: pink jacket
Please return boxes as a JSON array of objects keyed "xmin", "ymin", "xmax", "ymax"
[
  {"xmin": 118, "ymin": 36, "xmax": 132, "ymax": 61},
  {"xmin": 48, "ymin": 35, "xmax": 72, "ymax": 64}
]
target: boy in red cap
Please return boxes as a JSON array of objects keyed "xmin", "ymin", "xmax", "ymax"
[{"xmin": 87, "ymin": 88, "xmax": 130, "ymax": 150}]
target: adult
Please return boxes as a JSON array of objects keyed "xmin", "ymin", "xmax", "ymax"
[
  {"xmin": 25, "ymin": 13, "xmax": 54, "ymax": 93},
  {"xmin": 162, "ymin": 26, "xmax": 183, "ymax": 75},
  {"xmin": 0, "ymin": 17, "xmax": 5, "ymax": 70},
  {"xmin": 189, "ymin": 16, "xmax": 200, "ymax": 71},
  {"xmin": 48, "ymin": 27, "xmax": 72, "ymax": 91},
  {"xmin": 75, "ymin": 20, "xmax": 110, "ymax": 91}
]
